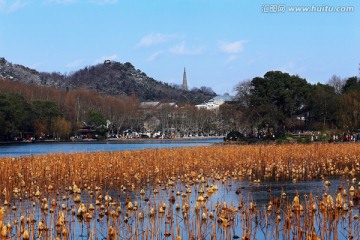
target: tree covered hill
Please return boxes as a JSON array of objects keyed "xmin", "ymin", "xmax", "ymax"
[{"xmin": 0, "ymin": 57, "xmax": 215, "ymax": 104}]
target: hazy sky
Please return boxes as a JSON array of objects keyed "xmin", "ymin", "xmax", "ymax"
[{"xmin": 0, "ymin": 0, "xmax": 359, "ymax": 94}]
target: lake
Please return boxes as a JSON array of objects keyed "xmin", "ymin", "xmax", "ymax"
[
  {"xmin": 0, "ymin": 138, "xmax": 223, "ymax": 157},
  {"xmin": 0, "ymin": 142, "xmax": 359, "ymax": 239}
]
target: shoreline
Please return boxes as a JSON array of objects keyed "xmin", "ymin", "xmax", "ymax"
[
  {"xmin": 0, "ymin": 136, "xmax": 224, "ymax": 146},
  {"xmin": 107, "ymin": 135, "xmax": 223, "ymax": 141}
]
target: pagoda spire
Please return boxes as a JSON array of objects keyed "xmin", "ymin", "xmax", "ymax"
[{"xmin": 182, "ymin": 67, "xmax": 188, "ymax": 91}]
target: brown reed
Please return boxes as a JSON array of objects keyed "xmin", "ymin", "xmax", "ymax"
[{"xmin": 0, "ymin": 143, "xmax": 359, "ymax": 239}]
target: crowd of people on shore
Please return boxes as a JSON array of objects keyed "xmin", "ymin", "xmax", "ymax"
[
  {"xmin": 225, "ymin": 129, "xmax": 360, "ymax": 143},
  {"xmin": 327, "ymin": 132, "xmax": 360, "ymax": 142}
]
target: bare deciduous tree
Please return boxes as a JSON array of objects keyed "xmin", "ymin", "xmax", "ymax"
[
  {"xmin": 327, "ymin": 75, "xmax": 345, "ymax": 95},
  {"xmin": 234, "ymin": 80, "xmax": 252, "ymax": 107}
]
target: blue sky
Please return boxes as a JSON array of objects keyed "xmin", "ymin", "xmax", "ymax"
[{"xmin": 0, "ymin": 0, "xmax": 359, "ymax": 94}]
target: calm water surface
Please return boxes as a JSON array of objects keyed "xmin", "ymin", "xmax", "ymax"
[
  {"xmin": 0, "ymin": 138, "xmax": 222, "ymax": 157},
  {"xmin": 3, "ymin": 177, "xmax": 356, "ymax": 240}
]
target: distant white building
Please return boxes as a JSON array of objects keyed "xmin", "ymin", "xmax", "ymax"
[
  {"xmin": 139, "ymin": 101, "xmax": 178, "ymax": 110},
  {"xmin": 139, "ymin": 101, "xmax": 161, "ymax": 109},
  {"xmin": 195, "ymin": 94, "xmax": 233, "ymax": 110}
]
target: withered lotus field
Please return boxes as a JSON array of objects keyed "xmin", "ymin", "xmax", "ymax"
[{"xmin": 0, "ymin": 143, "xmax": 359, "ymax": 239}]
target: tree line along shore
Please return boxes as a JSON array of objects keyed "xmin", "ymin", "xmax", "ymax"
[{"xmin": 1, "ymin": 70, "xmax": 360, "ymax": 143}]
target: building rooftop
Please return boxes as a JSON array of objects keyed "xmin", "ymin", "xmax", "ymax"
[
  {"xmin": 158, "ymin": 102, "xmax": 178, "ymax": 108},
  {"xmin": 209, "ymin": 94, "xmax": 234, "ymax": 102},
  {"xmin": 139, "ymin": 102, "xmax": 160, "ymax": 108},
  {"xmin": 140, "ymin": 102, "xmax": 178, "ymax": 109}
]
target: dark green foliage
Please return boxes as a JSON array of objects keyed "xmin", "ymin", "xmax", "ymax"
[
  {"xmin": 342, "ymin": 76, "xmax": 360, "ymax": 93},
  {"xmin": 249, "ymin": 71, "xmax": 311, "ymax": 132},
  {"xmin": 30, "ymin": 100, "xmax": 64, "ymax": 138},
  {"xmin": 85, "ymin": 110, "xmax": 107, "ymax": 137},
  {"xmin": 0, "ymin": 93, "xmax": 32, "ymax": 140},
  {"xmin": 307, "ymin": 83, "xmax": 338, "ymax": 130},
  {"xmin": 85, "ymin": 109, "xmax": 107, "ymax": 128},
  {"xmin": 337, "ymin": 90, "xmax": 360, "ymax": 130},
  {"xmin": 234, "ymin": 72, "xmax": 360, "ymax": 133},
  {"xmin": 224, "ymin": 131, "xmax": 246, "ymax": 141},
  {"xmin": 31, "ymin": 100, "xmax": 63, "ymax": 124}
]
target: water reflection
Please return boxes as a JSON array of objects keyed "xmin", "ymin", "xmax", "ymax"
[{"xmin": 2, "ymin": 176, "xmax": 358, "ymax": 239}]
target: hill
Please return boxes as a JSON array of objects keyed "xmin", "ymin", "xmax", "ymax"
[{"xmin": 0, "ymin": 57, "xmax": 216, "ymax": 104}]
